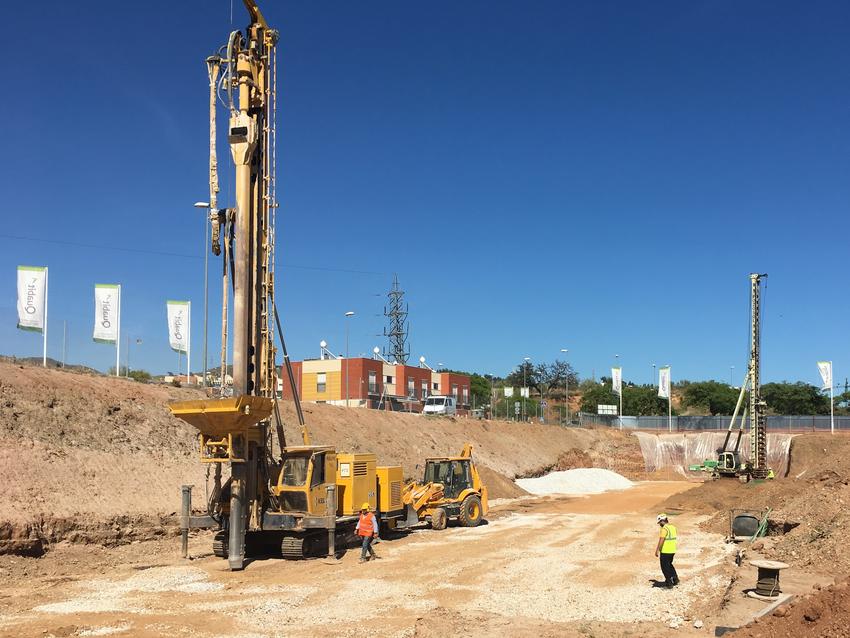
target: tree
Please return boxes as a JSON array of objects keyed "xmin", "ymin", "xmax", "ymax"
[
  {"xmin": 579, "ymin": 380, "xmax": 619, "ymax": 414},
  {"xmin": 622, "ymin": 385, "xmax": 675, "ymax": 416},
  {"xmin": 578, "ymin": 380, "xmax": 674, "ymax": 416},
  {"xmin": 505, "ymin": 361, "xmax": 538, "ymax": 391},
  {"xmin": 762, "ymin": 382, "xmax": 829, "ymax": 415},
  {"xmin": 681, "ymin": 381, "xmax": 739, "ymax": 415},
  {"xmin": 469, "ymin": 373, "xmax": 491, "ymax": 408},
  {"xmin": 128, "ymin": 369, "xmax": 152, "ymax": 383},
  {"xmin": 535, "ymin": 360, "xmax": 578, "ymax": 395}
]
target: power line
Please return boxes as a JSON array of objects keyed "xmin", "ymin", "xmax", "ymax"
[{"xmin": 0, "ymin": 233, "xmax": 385, "ymax": 277}]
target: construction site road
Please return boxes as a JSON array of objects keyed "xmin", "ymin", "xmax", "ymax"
[{"xmin": 0, "ymin": 482, "xmax": 737, "ymax": 638}]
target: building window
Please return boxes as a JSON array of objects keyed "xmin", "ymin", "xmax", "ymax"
[
  {"xmin": 407, "ymin": 377, "xmax": 415, "ymax": 397},
  {"xmin": 421, "ymin": 382, "xmax": 428, "ymax": 398},
  {"xmin": 317, "ymin": 373, "xmax": 327, "ymax": 394},
  {"xmin": 433, "ymin": 382, "xmax": 439, "ymax": 391},
  {"xmin": 463, "ymin": 386, "xmax": 469, "ymax": 404},
  {"xmin": 451, "ymin": 384, "xmax": 458, "ymax": 399},
  {"xmin": 368, "ymin": 371, "xmax": 377, "ymax": 394},
  {"xmin": 386, "ymin": 375, "xmax": 394, "ymax": 384}
]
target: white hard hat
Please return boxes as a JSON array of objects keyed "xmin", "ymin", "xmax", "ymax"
[{"xmin": 656, "ymin": 513, "xmax": 668, "ymax": 523}]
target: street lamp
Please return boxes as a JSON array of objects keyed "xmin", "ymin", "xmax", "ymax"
[
  {"xmin": 730, "ymin": 365, "xmax": 735, "ymax": 386},
  {"xmin": 344, "ymin": 311, "xmax": 355, "ymax": 406},
  {"xmin": 652, "ymin": 363, "xmax": 656, "ymax": 386},
  {"xmin": 523, "ymin": 357, "xmax": 531, "ymax": 422},
  {"xmin": 560, "ymin": 349, "xmax": 569, "ymax": 425},
  {"xmin": 194, "ymin": 201, "xmax": 211, "ymax": 387}
]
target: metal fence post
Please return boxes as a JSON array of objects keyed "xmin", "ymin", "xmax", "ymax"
[
  {"xmin": 326, "ymin": 484, "xmax": 336, "ymax": 559},
  {"xmin": 180, "ymin": 485, "xmax": 192, "ymax": 559}
]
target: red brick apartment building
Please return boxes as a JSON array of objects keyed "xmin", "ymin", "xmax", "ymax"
[{"xmin": 281, "ymin": 357, "xmax": 471, "ymax": 414}]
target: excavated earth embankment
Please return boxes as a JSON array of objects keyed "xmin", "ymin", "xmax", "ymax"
[{"xmin": 0, "ymin": 360, "xmax": 644, "ymax": 555}]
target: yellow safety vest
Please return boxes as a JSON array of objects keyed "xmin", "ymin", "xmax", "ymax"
[{"xmin": 660, "ymin": 523, "xmax": 677, "ymax": 554}]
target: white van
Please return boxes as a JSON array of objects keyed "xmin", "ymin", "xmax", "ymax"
[{"xmin": 423, "ymin": 395, "xmax": 457, "ymax": 416}]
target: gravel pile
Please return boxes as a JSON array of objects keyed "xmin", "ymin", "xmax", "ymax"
[{"xmin": 515, "ymin": 468, "xmax": 634, "ymax": 496}]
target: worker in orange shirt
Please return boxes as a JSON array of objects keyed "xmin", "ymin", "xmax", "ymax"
[
  {"xmin": 356, "ymin": 502, "xmax": 380, "ymax": 563},
  {"xmin": 654, "ymin": 513, "xmax": 679, "ymax": 588}
]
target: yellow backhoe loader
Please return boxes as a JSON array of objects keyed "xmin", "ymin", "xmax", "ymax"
[{"xmin": 402, "ymin": 444, "xmax": 488, "ymax": 530}]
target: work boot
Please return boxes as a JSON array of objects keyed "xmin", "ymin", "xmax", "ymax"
[
  {"xmin": 358, "ymin": 557, "xmax": 367, "ymax": 564},
  {"xmin": 672, "ymin": 577, "xmax": 679, "ymax": 586}
]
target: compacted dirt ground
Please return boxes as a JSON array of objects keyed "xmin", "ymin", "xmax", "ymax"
[
  {"xmin": 3, "ymin": 360, "xmax": 849, "ymax": 636},
  {"xmin": 1, "ymin": 482, "xmax": 741, "ymax": 638}
]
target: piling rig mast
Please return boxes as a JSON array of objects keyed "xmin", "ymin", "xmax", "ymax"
[
  {"xmin": 169, "ymin": 1, "xmax": 332, "ymax": 571},
  {"xmin": 716, "ymin": 273, "xmax": 770, "ymax": 479}
]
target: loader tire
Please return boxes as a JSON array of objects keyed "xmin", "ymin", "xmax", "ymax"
[
  {"xmin": 458, "ymin": 495, "xmax": 483, "ymax": 527},
  {"xmin": 431, "ymin": 508, "xmax": 448, "ymax": 531}
]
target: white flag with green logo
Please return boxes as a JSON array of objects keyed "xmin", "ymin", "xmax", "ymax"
[
  {"xmin": 817, "ymin": 361, "xmax": 832, "ymax": 391},
  {"xmin": 167, "ymin": 300, "xmax": 190, "ymax": 353},
  {"xmin": 16, "ymin": 266, "xmax": 47, "ymax": 332},
  {"xmin": 658, "ymin": 366, "xmax": 671, "ymax": 399},
  {"xmin": 612, "ymin": 367, "xmax": 622, "ymax": 396},
  {"xmin": 93, "ymin": 284, "xmax": 120, "ymax": 343}
]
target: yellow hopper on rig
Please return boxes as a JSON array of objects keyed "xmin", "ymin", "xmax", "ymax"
[{"xmin": 170, "ymin": 396, "xmax": 273, "ymax": 463}]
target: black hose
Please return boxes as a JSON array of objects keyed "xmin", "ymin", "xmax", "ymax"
[{"xmin": 273, "ymin": 301, "xmax": 305, "ymax": 428}]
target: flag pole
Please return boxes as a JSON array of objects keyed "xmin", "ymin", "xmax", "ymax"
[
  {"xmin": 669, "ymin": 367, "xmax": 673, "ymax": 432},
  {"xmin": 668, "ymin": 379, "xmax": 672, "ymax": 432},
  {"xmin": 43, "ymin": 267, "xmax": 48, "ymax": 367},
  {"xmin": 619, "ymin": 384, "xmax": 623, "ymax": 430},
  {"xmin": 187, "ymin": 301, "xmax": 192, "ymax": 385},
  {"xmin": 115, "ymin": 285, "xmax": 121, "ymax": 377},
  {"xmin": 830, "ymin": 361, "xmax": 834, "ymax": 435}
]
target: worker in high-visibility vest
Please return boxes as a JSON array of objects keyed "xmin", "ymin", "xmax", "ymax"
[
  {"xmin": 356, "ymin": 502, "xmax": 380, "ymax": 563},
  {"xmin": 654, "ymin": 513, "xmax": 679, "ymax": 588}
]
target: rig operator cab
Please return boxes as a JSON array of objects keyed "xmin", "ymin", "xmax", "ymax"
[{"xmin": 715, "ymin": 451, "xmax": 747, "ymax": 478}]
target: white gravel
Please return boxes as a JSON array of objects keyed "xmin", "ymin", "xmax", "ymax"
[
  {"xmin": 34, "ymin": 566, "xmax": 223, "ymax": 614},
  {"xmin": 515, "ymin": 468, "xmax": 634, "ymax": 496},
  {"xmin": 77, "ymin": 624, "xmax": 131, "ymax": 636}
]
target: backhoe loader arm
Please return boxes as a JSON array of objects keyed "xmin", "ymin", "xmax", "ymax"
[{"xmin": 402, "ymin": 482, "xmax": 444, "ymax": 512}]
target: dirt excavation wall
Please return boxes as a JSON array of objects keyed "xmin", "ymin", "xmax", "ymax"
[
  {"xmin": 0, "ymin": 361, "xmax": 643, "ymax": 555},
  {"xmin": 0, "ymin": 363, "xmax": 207, "ymax": 555},
  {"xmin": 633, "ymin": 432, "xmax": 794, "ymax": 476}
]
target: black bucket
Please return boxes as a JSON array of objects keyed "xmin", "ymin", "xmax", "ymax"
[{"xmin": 732, "ymin": 514, "xmax": 760, "ymax": 537}]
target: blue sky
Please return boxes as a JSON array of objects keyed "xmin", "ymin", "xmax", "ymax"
[{"xmin": 2, "ymin": 0, "xmax": 849, "ymax": 385}]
